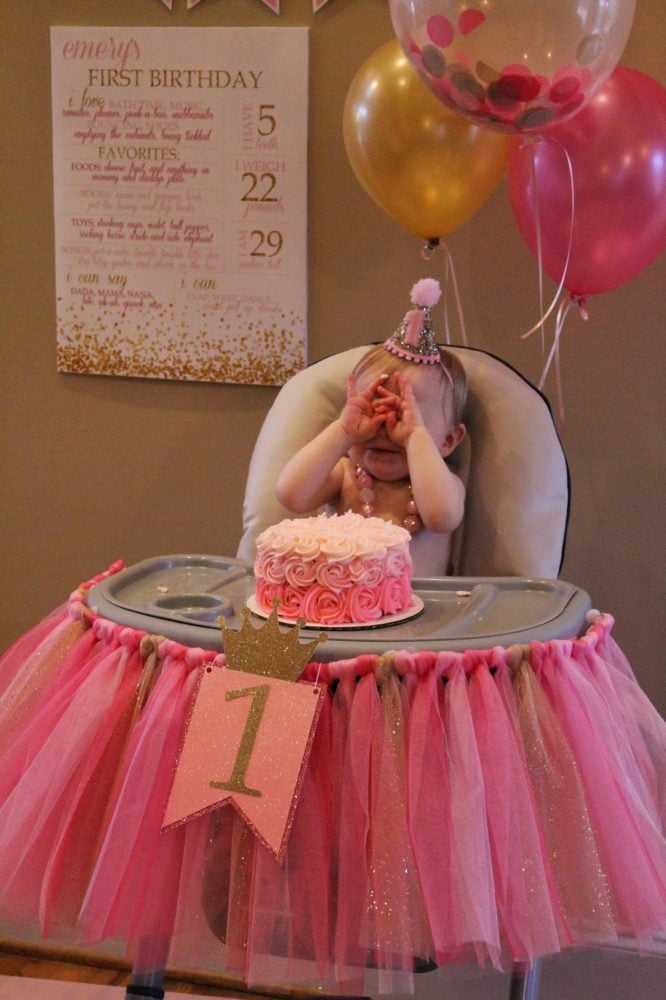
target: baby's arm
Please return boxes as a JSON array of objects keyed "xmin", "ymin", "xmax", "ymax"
[
  {"xmin": 275, "ymin": 423, "xmax": 347, "ymax": 512},
  {"xmin": 379, "ymin": 375, "xmax": 465, "ymax": 533},
  {"xmin": 276, "ymin": 373, "xmax": 388, "ymax": 513},
  {"xmin": 405, "ymin": 428, "xmax": 465, "ymax": 533}
]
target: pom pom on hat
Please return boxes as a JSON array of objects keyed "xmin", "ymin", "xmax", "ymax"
[{"xmin": 411, "ymin": 278, "xmax": 441, "ymax": 309}]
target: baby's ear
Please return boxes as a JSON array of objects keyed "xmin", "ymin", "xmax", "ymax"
[{"xmin": 440, "ymin": 423, "xmax": 466, "ymax": 458}]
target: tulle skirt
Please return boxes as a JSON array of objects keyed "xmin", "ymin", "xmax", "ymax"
[{"xmin": 0, "ymin": 563, "xmax": 663, "ymax": 995}]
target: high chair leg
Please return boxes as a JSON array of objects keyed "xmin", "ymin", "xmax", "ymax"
[
  {"xmin": 125, "ymin": 932, "xmax": 169, "ymax": 998},
  {"xmin": 125, "ymin": 968, "xmax": 165, "ymax": 998},
  {"xmin": 125, "ymin": 985, "xmax": 164, "ymax": 999},
  {"xmin": 508, "ymin": 958, "xmax": 542, "ymax": 1000}
]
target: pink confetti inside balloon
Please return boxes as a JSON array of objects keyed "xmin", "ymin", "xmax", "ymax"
[
  {"xmin": 389, "ymin": 0, "xmax": 636, "ymax": 134},
  {"xmin": 427, "ymin": 14, "xmax": 454, "ymax": 48},
  {"xmin": 458, "ymin": 8, "xmax": 486, "ymax": 35}
]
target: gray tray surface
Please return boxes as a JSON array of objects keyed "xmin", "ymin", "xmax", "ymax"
[{"xmin": 88, "ymin": 554, "xmax": 591, "ymax": 660}]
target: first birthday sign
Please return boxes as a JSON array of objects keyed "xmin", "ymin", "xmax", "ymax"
[{"xmin": 50, "ymin": 27, "xmax": 308, "ymax": 385}]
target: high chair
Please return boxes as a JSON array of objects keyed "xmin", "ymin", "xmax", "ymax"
[
  {"xmin": 127, "ymin": 346, "xmax": 569, "ymax": 999},
  {"xmin": 119, "ymin": 346, "xmax": 568, "ymax": 1000}
]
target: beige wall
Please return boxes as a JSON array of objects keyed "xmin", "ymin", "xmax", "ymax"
[{"xmin": 1, "ymin": 0, "xmax": 664, "ymax": 714}]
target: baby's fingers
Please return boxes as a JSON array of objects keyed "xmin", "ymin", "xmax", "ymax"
[
  {"xmin": 375, "ymin": 386, "xmax": 400, "ymax": 407},
  {"xmin": 361, "ymin": 373, "xmax": 389, "ymax": 399}
]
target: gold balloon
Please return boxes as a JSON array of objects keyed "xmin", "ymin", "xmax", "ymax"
[{"xmin": 343, "ymin": 40, "xmax": 512, "ymax": 240}]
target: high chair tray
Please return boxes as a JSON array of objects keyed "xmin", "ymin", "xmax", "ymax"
[{"xmin": 88, "ymin": 555, "xmax": 591, "ymax": 661}]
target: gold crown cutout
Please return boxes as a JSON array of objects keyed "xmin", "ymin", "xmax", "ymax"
[{"xmin": 218, "ymin": 601, "xmax": 327, "ymax": 682}]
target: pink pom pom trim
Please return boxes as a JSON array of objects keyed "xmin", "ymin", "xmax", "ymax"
[{"xmin": 410, "ymin": 278, "xmax": 441, "ymax": 309}]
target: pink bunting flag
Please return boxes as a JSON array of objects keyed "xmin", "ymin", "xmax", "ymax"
[
  {"xmin": 159, "ymin": 0, "xmax": 337, "ymax": 11},
  {"xmin": 162, "ymin": 0, "xmax": 280, "ymax": 9},
  {"xmin": 163, "ymin": 665, "xmax": 324, "ymax": 860}
]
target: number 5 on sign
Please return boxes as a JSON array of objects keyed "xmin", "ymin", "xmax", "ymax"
[
  {"xmin": 163, "ymin": 666, "xmax": 324, "ymax": 861},
  {"xmin": 257, "ymin": 104, "xmax": 276, "ymax": 136}
]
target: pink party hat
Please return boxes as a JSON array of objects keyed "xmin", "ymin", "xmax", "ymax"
[{"xmin": 384, "ymin": 278, "xmax": 442, "ymax": 364}]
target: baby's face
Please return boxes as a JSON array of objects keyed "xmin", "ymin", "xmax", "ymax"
[{"xmin": 350, "ymin": 365, "xmax": 450, "ymax": 482}]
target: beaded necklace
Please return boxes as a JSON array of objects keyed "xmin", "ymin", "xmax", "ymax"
[{"xmin": 355, "ymin": 465, "xmax": 421, "ymax": 535}]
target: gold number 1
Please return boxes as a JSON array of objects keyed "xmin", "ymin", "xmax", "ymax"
[{"xmin": 209, "ymin": 684, "xmax": 270, "ymax": 799}]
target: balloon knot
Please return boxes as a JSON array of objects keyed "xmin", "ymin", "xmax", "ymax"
[
  {"xmin": 420, "ymin": 238, "xmax": 440, "ymax": 261},
  {"xmin": 571, "ymin": 293, "xmax": 589, "ymax": 321}
]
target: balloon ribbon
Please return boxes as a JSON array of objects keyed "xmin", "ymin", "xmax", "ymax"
[
  {"xmin": 420, "ymin": 238, "xmax": 468, "ymax": 346},
  {"xmin": 520, "ymin": 137, "xmax": 577, "ymax": 419}
]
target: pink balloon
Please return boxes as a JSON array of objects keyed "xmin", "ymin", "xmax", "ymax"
[{"xmin": 508, "ymin": 68, "xmax": 666, "ymax": 296}]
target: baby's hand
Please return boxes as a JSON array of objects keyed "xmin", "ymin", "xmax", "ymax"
[
  {"xmin": 377, "ymin": 373, "xmax": 425, "ymax": 447},
  {"xmin": 339, "ymin": 373, "xmax": 388, "ymax": 443}
]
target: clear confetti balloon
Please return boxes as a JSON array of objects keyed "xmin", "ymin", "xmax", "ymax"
[{"xmin": 389, "ymin": 0, "xmax": 636, "ymax": 134}]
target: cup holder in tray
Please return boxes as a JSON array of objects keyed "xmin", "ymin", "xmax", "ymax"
[{"xmin": 150, "ymin": 593, "xmax": 234, "ymax": 622}]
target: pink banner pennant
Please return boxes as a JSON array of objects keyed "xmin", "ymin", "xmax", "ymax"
[
  {"xmin": 163, "ymin": 664, "xmax": 324, "ymax": 860},
  {"xmin": 161, "ymin": 0, "xmax": 279, "ymax": 9}
]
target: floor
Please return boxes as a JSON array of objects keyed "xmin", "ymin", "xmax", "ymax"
[
  {"xmin": 1, "ymin": 941, "xmax": 664, "ymax": 1000},
  {"xmin": 0, "ymin": 946, "xmax": 311, "ymax": 999},
  {"xmin": 0, "ymin": 979, "xmax": 213, "ymax": 1000}
]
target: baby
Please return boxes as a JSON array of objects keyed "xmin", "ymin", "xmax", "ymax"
[{"xmin": 276, "ymin": 279, "xmax": 467, "ymax": 577}]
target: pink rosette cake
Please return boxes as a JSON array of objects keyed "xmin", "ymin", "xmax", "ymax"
[{"xmin": 253, "ymin": 512, "xmax": 413, "ymax": 625}]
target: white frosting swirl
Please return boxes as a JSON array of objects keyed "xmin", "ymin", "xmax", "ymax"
[{"xmin": 254, "ymin": 513, "xmax": 413, "ymax": 625}]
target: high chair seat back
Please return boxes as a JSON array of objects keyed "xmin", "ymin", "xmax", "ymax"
[{"xmin": 237, "ymin": 345, "xmax": 569, "ymax": 578}]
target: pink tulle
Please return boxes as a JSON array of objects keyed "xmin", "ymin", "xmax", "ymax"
[
  {"xmin": 0, "ymin": 604, "xmax": 68, "ymax": 693},
  {"xmin": 0, "ymin": 622, "xmax": 143, "ymax": 933},
  {"xmin": 444, "ymin": 660, "xmax": 501, "ymax": 967},
  {"xmin": 0, "ymin": 572, "xmax": 664, "ymax": 996},
  {"xmin": 495, "ymin": 659, "xmax": 618, "ymax": 943},
  {"xmin": 407, "ymin": 666, "xmax": 459, "ymax": 962},
  {"xmin": 0, "ymin": 628, "xmax": 98, "ymax": 801},
  {"xmin": 534, "ymin": 639, "xmax": 666, "ymax": 944},
  {"xmin": 79, "ymin": 647, "xmax": 205, "ymax": 963},
  {"xmin": 0, "ymin": 610, "xmax": 85, "ymax": 756},
  {"xmin": 467, "ymin": 660, "xmax": 569, "ymax": 961},
  {"xmin": 586, "ymin": 632, "xmax": 666, "ymax": 828},
  {"xmin": 335, "ymin": 674, "xmax": 378, "ymax": 984},
  {"xmin": 367, "ymin": 670, "xmax": 430, "ymax": 993}
]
